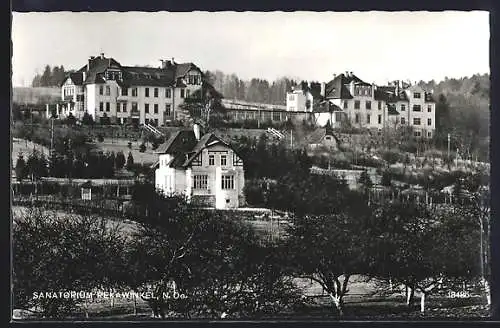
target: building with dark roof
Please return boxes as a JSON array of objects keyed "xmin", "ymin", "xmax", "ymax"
[
  {"xmin": 57, "ymin": 53, "xmax": 206, "ymax": 125},
  {"xmin": 154, "ymin": 124, "xmax": 245, "ymax": 209},
  {"xmin": 315, "ymin": 72, "xmax": 436, "ymax": 138}
]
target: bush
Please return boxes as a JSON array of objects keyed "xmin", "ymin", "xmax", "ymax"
[
  {"xmin": 97, "ymin": 134, "xmax": 104, "ymax": 143},
  {"xmin": 139, "ymin": 143, "xmax": 146, "ymax": 153}
]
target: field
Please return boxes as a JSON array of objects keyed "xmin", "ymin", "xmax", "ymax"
[{"xmin": 97, "ymin": 138, "xmax": 158, "ymax": 165}]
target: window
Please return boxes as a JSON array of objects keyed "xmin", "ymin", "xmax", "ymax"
[
  {"xmin": 427, "ymin": 105, "xmax": 432, "ymax": 112},
  {"xmin": 289, "ymin": 107, "xmax": 295, "ymax": 111},
  {"xmin": 132, "ymin": 88, "xmax": 138, "ymax": 97},
  {"xmin": 378, "ymin": 101, "xmax": 382, "ymax": 110},
  {"xmin": 209, "ymin": 154, "xmax": 215, "ymax": 165},
  {"xmin": 186, "ymin": 89, "xmax": 191, "ymax": 98},
  {"xmin": 99, "ymin": 86, "xmax": 104, "ymax": 95},
  {"xmin": 154, "ymin": 104, "xmax": 158, "ymax": 114},
  {"xmin": 165, "ymin": 104, "xmax": 172, "ymax": 116},
  {"xmin": 132, "ymin": 102, "xmax": 138, "ymax": 112},
  {"xmin": 378, "ymin": 114, "xmax": 382, "ymax": 124},
  {"xmin": 427, "ymin": 118, "xmax": 432, "ymax": 126},
  {"xmin": 414, "ymin": 131, "xmax": 422, "ymax": 137},
  {"xmin": 413, "ymin": 92, "xmax": 421, "ymax": 99},
  {"xmin": 288, "ymin": 94, "xmax": 295, "ymax": 101},
  {"xmin": 413, "ymin": 105, "xmax": 421, "ymax": 112},
  {"xmin": 428, "ymin": 131, "xmax": 432, "ymax": 138},
  {"xmin": 401, "ymin": 104, "xmax": 406, "ymax": 111},
  {"xmin": 343, "ymin": 101, "xmax": 348, "ymax": 109},
  {"xmin": 105, "ymin": 86, "xmax": 110, "ymax": 96},
  {"xmin": 366, "ymin": 101, "xmax": 371, "ymax": 110},
  {"xmin": 355, "ymin": 113, "xmax": 360, "ymax": 123},
  {"xmin": 401, "ymin": 117, "xmax": 406, "ymax": 124},
  {"xmin": 165, "ymin": 88, "xmax": 171, "ymax": 98},
  {"xmin": 154, "ymin": 88, "xmax": 158, "ymax": 97},
  {"xmin": 193, "ymin": 175, "xmax": 208, "ymax": 189},
  {"xmin": 116, "ymin": 103, "xmax": 120, "ymax": 113},
  {"xmin": 367, "ymin": 114, "xmax": 371, "ymax": 124},
  {"xmin": 221, "ymin": 175, "xmax": 234, "ymax": 190},
  {"xmin": 145, "ymin": 104, "xmax": 149, "ymax": 113},
  {"xmin": 221, "ymin": 155, "xmax": 227, "ymax": 166},
  {"xmin": 272, "ymin": 111, "xmax": 281, "ymax": 121},
  {"xmin": 122, "ymin": 103, "xmax": 127, "ymax": 112},
  {"xmin": 106, "ymin": 102, "xmax": 110, "ymax": 112},
  {"xmin": 145, "ymin": 88, "xmax": 149, "ymax": 97},
  {"xmin": 354, "ymin": 100, "xmax": 360, "ymax": 109},
  {"xmin": 99, "ymin": 102, "xmax": 104, "ymax": 111},
  {"xmin": 154, "ymin": 118, "xmax": 158, "ymax": 126},
  {"xmin": 145, "ymin": 118, "xmax": 150, "ymax": 125},
  {"xmin": 180, "ymin": 89, "xmax": 185, "ymax": 98},
  {"xmin": 121, "ymin": 88, "xmax": 128, "ymax": 96},
  {"xmin": 413, "ymin": 118, "xmax": 421, "ymax": 125}
]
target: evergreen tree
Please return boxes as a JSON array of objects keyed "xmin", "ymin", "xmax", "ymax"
[
  {"xmin": 126, "ymin": 151, "xmax": 134, "ymax": 170},
  {"xmin": 115, "ymin": 151, "xmax": 126, "ymax": 170},
  {"xmin": 15, "ymin": 153, "xmax": 27, "ymax": 181}
]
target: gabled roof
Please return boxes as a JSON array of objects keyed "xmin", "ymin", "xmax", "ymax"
[
  {"xmin": 181, "ymin": 133, "xmax": 229, "ymax": 168},
  {"xmin": 61, "ymin": 72, "xmax": 84, "ymax": 87},
  {"xmin": 308, "ymin": 125, "xmax": 340, "ymax": 145},
  {"xmin": 313, "ymin": 100, "xmax": 343, "ymax": 113},
  {"xmin": 73, "ymin": 55, "xmax": 203, "ymax": 88},
  {"xmin": 155, "ymin": 130, "xmax": 198, "ymax": 155},
  {"xmin": 374, "ymin": 85, "xmax": 408, "ymax": 103},
  {"xmin": 324, "ymin": 73, "xmax": 372, "ymax": 100}
]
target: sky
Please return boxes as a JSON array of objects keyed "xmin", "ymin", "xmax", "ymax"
[{"xmin": 11, "ymin": 11, "xmax": 490, "ymax": 87}]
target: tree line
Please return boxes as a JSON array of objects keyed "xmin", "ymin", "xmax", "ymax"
[
  {"xmin": 15, "ymin": 149, "xmax": 136, "ymax": 181},
  {"xmin": 31, "ymin": 65, "xmax": 72, "ymax": 88}
]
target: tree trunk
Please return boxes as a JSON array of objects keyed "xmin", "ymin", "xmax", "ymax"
[
  {"xmin": 420, "ymin": 292, "xmax": 425, "ymax": 313},
  {"xmin": 133, "ymin": 295, "xmax": 137, "ymax": 315},
  {"xmin": 483, "ymin": 278, "xmax": 491, "ymax": 306},
  {"xmin": 329, "ymin": 293, "xmax": 344, "ymax": 316},
  {"xmin": 406, "ymin": 286, "xmax": 414, "ymax": 307}
]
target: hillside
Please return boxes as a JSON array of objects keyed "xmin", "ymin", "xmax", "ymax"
[{"xmin": 12, "ymin": 87, "xmax": 61, "ymax": 105}]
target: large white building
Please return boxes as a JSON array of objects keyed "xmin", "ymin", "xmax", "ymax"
[
  {"xmin": 154, "ymin": 125, "xmax": 245, "ymax": 209},
  {"xmin": 55, "ymin": 53, "xmax": 204, "ymax": 125},
  {"xmin": 313, "ymin": 72, "xmax": 436, "ymax": 138}
]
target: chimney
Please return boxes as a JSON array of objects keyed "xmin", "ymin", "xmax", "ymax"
[
  {"xmin": 320, "ymin": 82, "xmax": 326, "ymax": 98},
  {"xmin": 100, "ymin": 53, "xmax": 105, "ymax": 59},
  {"xmin": 333, "ymin": 73, "xmax": 337, "ymax": 79},
  {"xmin": 193, "ymin": 123, "xmax": 201, "ymax": 141},
  {"xmin": 82, "ymin": 71, "xmax": 86, "ymax": 82},
  {"xmin": 87, "ymin": 56, "xmax": 94, "ymax": 71},
  {"xmin": 349, "ymin": 71, "xmax": 353, "ymax": 77},
  {"xmin": 171, "ymin": 57, "xmax": 175, "ymax": 65}
]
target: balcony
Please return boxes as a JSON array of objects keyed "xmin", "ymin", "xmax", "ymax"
[
  {"xmin": 130, "ymin": 110, "xmax": 140, "ymax": 118},
  {"xmin": 63, "ymin": 95, "xmax": 73, "ymax": 102},
  {"xmin": 116, "ymin": 95, "xmax": 128, "ymax": 102}
]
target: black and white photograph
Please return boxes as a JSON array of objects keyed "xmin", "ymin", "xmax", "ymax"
[{"xmin": 11, "ymin": 10, "xmax": 492, "ymax": 321}]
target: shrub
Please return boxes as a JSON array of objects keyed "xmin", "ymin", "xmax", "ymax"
[{"xmin": 139, "ymin": 143, "xmax": 146, "ymax": 153}]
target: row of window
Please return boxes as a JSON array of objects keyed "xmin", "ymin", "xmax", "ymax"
[
  {"xmin": 100, "ymin": 85, "xmax": 189, "ymax": 99},
  {"xmin": 99, "ymin": 102, "xmax": 173, "ymax": 116},
  {"xmin": 351, "ymin": 114, "xmax": 432, "ymax": 126},
  {"xmin": 208, "ymin": 154, "xmax": 227, "ymax": 166},
  {"xmin": 346, "ymin": 100, "xmax": 433, "ymax": 112},
  {"xmin": 193, "ymin": 175, "xmax": 235, "ymax": 190},
  {"xmin": 354, "ymin": 86, "xmax": 372, "ymax": 97}
]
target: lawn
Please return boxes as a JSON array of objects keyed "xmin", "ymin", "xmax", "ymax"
[{"xmin": 95, "ymin": 138, "xmax": 158, "ymax": 165}]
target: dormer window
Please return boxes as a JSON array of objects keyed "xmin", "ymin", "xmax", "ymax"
[{"xmin": 413, "ymin": 92, "xmax": 421, "ymax": 99}]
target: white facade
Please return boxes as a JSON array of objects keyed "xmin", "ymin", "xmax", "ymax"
[
  {"xmin": 155, "ymin": 134, "xmax": 245, "ymax": 209},
  {"xmin": 58, "ymin": 55, "xmax": 203, "ymax": 125},
  {"xmin": 286, "ymin": 88, "xmax": 313, "ymax": 112},
  {"xmin": 403, "ymin": 85, "xmax": 436, "ymax": 138}
]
